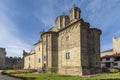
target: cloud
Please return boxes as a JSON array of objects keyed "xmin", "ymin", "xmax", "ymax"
[
  {"xmin": 0, "ymin": 0, "xmax": 120, "ymax": 55},
  {"xmin": 33, "ymin": 0, "xmax": 79, "ymax": 31},
  {"xmin": 0, "ymin": 1, "xmax": 32, "ymax": 57},
  {"xmin": 111, "ymin": 31, "xmax": 120, "ymax": 38},
  {"xmin": 85, "ymin": 0, "xmax": 120, "ymax": 29},
  {"xmin": 33, "ymin": 7, "xmax": 55, "ymax": 31},
  {"xmin": 82, "ymin": 0, "xmax": 120, "ymax": 51},
  {"xmin": 34, "ymin": 12, "xmax": 55, "ymax": 31}
]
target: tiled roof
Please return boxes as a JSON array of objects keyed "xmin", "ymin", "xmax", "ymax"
[
  {"xmin": 101, "ymin": 49, "xmax": 113, "ymax": 53},
  {"xmin": 101, "ymin": 53, "xmax": 120, "ymax": 59}
]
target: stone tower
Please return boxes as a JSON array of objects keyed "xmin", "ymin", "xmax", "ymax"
[
  {"xmin": 70, "ymin": 6, "xmax": 81, "ymax": 22},
  {"xmin": 55, "ymin": 15, "xmax": 69, "ymax": 30},
  {"xmin": 113, "ymin": 37, "xmax": 120, "ymax": 53},
  {"xmin": 41, "ymin": 32, "xmax": 58, "ymax": 72},
  {"xmin": 0, "ymin": 48, "xmax": 6, "ymax": 69}
]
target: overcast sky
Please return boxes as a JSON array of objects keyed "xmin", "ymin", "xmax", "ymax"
[{"xmin": 0, "ymin": 0, "xmax": 120, "ymax": 57}]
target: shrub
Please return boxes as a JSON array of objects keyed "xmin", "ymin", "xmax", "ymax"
[
  {"xmin": 37, "ymin": 68, "xmax": 42, "ymax": 73},
  {"xmin": 48, "ymin": 67, "xmax": 57, "ymax": 74},
  {"xmin": 109, "ymin": 68, "xmax": 119, "ymax": 73}
]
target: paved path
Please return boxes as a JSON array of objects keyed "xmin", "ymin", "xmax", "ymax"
[{"xmin": 0, "ymin": 70, "xmax": 23, "ymax": 80}]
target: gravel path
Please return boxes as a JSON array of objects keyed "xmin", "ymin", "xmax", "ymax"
[{"xmin": 0, "ymin": 70, "xmax": 23, "ymax": 80}]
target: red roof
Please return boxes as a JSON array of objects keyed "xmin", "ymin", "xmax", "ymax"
[{"xmin": 101, "ymin": 53, "xmax": 120, "ymax": 59}]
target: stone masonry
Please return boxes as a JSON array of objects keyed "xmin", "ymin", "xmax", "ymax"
[
  {"xmin": 0, "ymin": 48, "xmax": 6, "ymax": 69},
  {"xmin": 24, "ymin": 6, "xmax": 102, "ymax": 76},
  {"xmin": 0, "ymin": 47, "xmax": 23, "ymax": 69}
]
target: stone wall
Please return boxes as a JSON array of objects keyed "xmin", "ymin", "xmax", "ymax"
[
  {"xmin": 24, "ymin": 54, "xmax": 35, "ymax": 69},
  {"xmin": 80, "ymin": 23, "xmax": 90, "ymax": 75},
  {"xmin": 41, "ymin": 34, "xmax": 48, "ymax": 70},
  {"xmin": 34, "ymin": 41, "xmax": 42, "ymax": 69},
  {"xmin": 6, "ymin": 57, "xmax": 23, "ymax": 69},
  {"xmin": 58, "ymin": 21, "xmax": 82, "ymax": 75},
  {"xmin": 51, "ymin": 33, "xmax": 58, "ymax": 69},
  {"xmin": 0, "ymin": 48, "xmax": 6, "ymax": 69},
  {"xmin": 23, "ymin": 50, "xmax": 36, "ymax": 69},
  {"xmin": 87, "ymin": 29, "xmax": 101, "ymax": 74},
  {"xmin": 41, "ymin": 32, "xmax": 58, "ymax": 71}
]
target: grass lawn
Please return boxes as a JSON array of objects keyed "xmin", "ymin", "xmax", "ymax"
[
  {"xmin": 14, "ymin": 73, "xmax": 120, "ymax": 80},
  {"xmin": 3, "ymin": 69, "xmax": 34, "ymax": 74},
  {"xmin": 3, "ymin": 69, "xmax": 120, "ymax": 80},
  {"xmin": 3, "ymin": 70, "xmax": 16, "ymax": 74}
]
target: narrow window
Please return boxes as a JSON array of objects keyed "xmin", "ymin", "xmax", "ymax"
[
  {"xmin": 66, "ymin": 52, "xmax": 70, "ymax": 59},
  {"xmin": 29, "ymin": 63, "xmax": 31, "ymax": 68},
  {"xmin": 38, "ymin": 58, "xmax": 40, "ymax": 63},
  {"xmin": 39, "ymin": 47, "xmax": 40, "ymax": 51}
]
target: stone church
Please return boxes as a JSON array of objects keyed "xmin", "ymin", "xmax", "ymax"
[{"xmin": 23, "ymin": 6, "xmax": 102, "ymax": 75}]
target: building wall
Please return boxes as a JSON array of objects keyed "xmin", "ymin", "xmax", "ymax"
[
  {"xmin": 0, "ymin": 48, "xmax": 6, "ymax": 69},
  {"xmin": 24, "ymin": 56, "xmax": 29, "ymax": 69},
  {"xmin": 88, "ymin": 29, "xmax": 101, "ymax": 74},
  {"xmin": 80, "ymin": 24, "xmax": 90, "ymax": 75},
  {"xmin": 58, "ymin": 22, "xmax": 82, "ymax": 75},
  {"xmin": 41, "ymin": 32, "xmax": 58, "ymax": 71},
  {"xmin": 24, "ymin": 54, "xmax": 35, "ymax": 69},
  {"xmin": 24, "ymin": 50, "xmax": 36, "ymax": 69},
  {"xmin": 101, "ymin": 57, "xmax": 120, "ymax": 69},
  {"xmin": 46, "ymin": 33, "xmax": 52, "ymax": 68},
  {"xmin": 42, "ymin": 34, "xmax": 49, "ymax": 70},
  {"xmin": 51, "ymin": 33, "xmax": 58, "ymax": 69},
  {"xmin": 34, "ymin": 42, "xmax": 42, "ymax": 69}
]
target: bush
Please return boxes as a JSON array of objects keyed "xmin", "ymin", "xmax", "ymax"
[
  {"xmin": 37, "ymin": 68, "xmax": 42, "ymax": 73},
  {"xmin": 109, "ymin": 68, "xmax": 119, "ymax": 73},
  {"xmin": 48, "ymin": 67, "xmax": 57, "ymax": 74}
]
